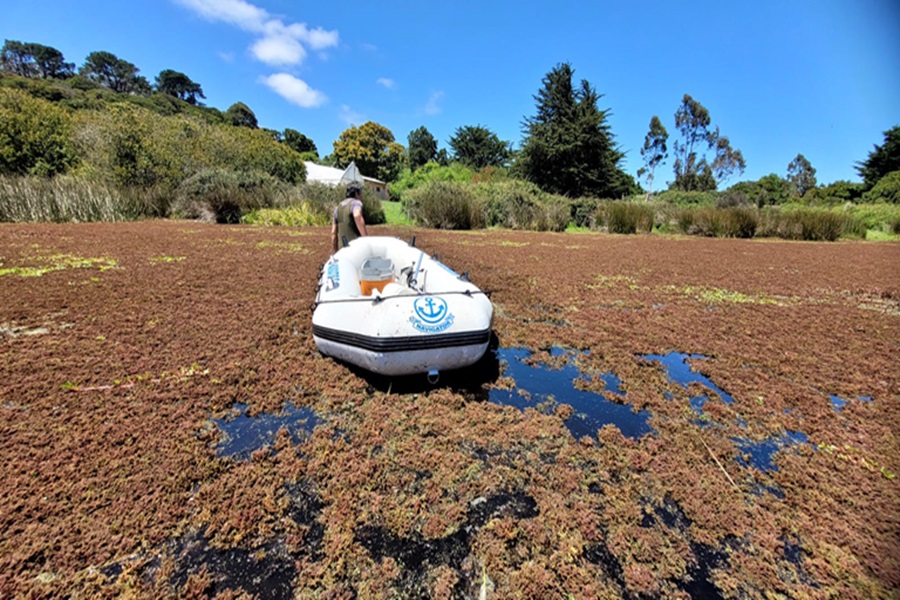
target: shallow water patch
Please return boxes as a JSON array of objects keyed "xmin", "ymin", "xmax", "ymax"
[
  {"xmin": 491, "ymin": 347, "xmax": 652, "ymax": 440},
  {"xmin": 733, "ymin": 430, "xmax": 809, "ymax": 473},
  {"xmin": 642, "ymin": 352, "xmax": 735, "ymax": 418},
  {"xmin": 829, "ymin": 394, "xmax": 872, "ymax": 412},
  {"xmin": 213, "ymin": 401, "xmax": 319, "ymax": 460}
]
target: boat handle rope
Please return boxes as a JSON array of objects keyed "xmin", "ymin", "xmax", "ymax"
[{"xmin": 313, "ymin": 289, "xmax": 492, "ymax": 308}]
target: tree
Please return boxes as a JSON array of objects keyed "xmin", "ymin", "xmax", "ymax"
[
  {"xmin": 786, "ymin": 154, "xmax": 817, "ymax": 197},
  {"xmin": 671, "ymin": 94, "xmax": 744, "ymax": 191},
  {"xmin": 332, "ymin": 121, "xmax": 405, "ymax": 182},
  {"xmin": 856, "ymin": 126, "xmax": 900, "ymax": 190},
  {"xmin": 518, "ymin": 62, "xmax": 629, "ymax": 198},
  {"xmin": 79, "ymin": 51, "xmax": 146, "ymax": 94},
  {"xmin": 0, "ymin": 40, "xmax": 74, "ymax": 79},
  {"xmin": 637, "ymin": 115, "xmax": 668, "ymax": 195},
  {"xmin": 225, "ymin": 102, "xmax": 258, "ymax": 128},
  {"xmin": 448, "ymin": 125, "xmax": 510, "ymax": 170},
  {"xmin": 155, "ymin": 69, "xmax": 205, "ymax": 105},
  {"xmin": 283, "ymin": 128, "xmax": 318, "ymax": 156},
  {"xmin": 408, "ymin": 126, "xmax": 437, "ymax": 171}
]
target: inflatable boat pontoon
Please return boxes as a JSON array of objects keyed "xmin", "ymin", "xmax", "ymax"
[{"xmin": 312, "ymin": 236, "xmax": 493, "ymax": 378}]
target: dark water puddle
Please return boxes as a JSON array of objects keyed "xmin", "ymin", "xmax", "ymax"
[
  {"xmin": 491, "ymin": 347, "xmax": 653, "ymax": 440},
  {"xmin": 642, "ymin": 353, "xmax": 735, "ymax": 412},
  {"xmin": 357, "ymin": 491, "xmax": 538, "ymax": 597},
  {"xmin": 213, "ymin": 401, "xmax": 319, "ymax": 460},
  {"xmin": 168, "ymin": 533, "xmax": 296, "ymax": 599},
  {"xmin": 589, "ymin": 495, "xmax": 732, "ymax": 599},
  {"xmin": 733, "ymin": 430, "xmax": 809, "ymax": 472},
  {"xmin": 829, "ymin": 394, "xmax": 872, "ymax": 412}
]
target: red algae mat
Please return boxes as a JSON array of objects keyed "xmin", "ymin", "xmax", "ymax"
[{"xmin": 1, "ymin": 221, "xmax": 898, "ymax": 599}]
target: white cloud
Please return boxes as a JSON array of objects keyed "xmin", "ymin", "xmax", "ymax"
[
  {"xmin": 262, "ymin": 73, "xmax": 327, "ymax": 108},
  {"xmin": 340, "ymin": 105, "xmax": 364, "ymax": 126},
  {"xmin": 174, "ymin": 0, "xmax": 268, "ymax": 32},
  {"xmin": 376, "ymin": 77, "xmax": 395, "ymax": 89},
  {"xmin": 174, "ymin": 0, "xmax": 338, "ymax": 66},
  {"xmin": 251, "ymin": 34, "xmax": 306, "ymax": 65},
  {"xmin": 424, "ymin": 91, "xmax": 444, "ymax": 116}
]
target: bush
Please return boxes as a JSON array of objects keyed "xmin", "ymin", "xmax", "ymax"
[
  {"xmin": 721, "ymin": 207, "xmax": 759, "ymax": 238},
  {"xmin": 601, "ymin": 201, "xmax": 654, "ymax": 234},
  {"xmin": 403, "ymin": 180, "xmax": 477, "ymax": 229},
  {"xmin": 392, "ymin": 162, "xmax": 473, "ymax": 203},
  {"xmin": 173, "ymin": 169, "xmax": 289, "ymax": 223},
  {"xmin": 758, "ymin": 206, "xmax": 855, "ymax": 241},
  {"xmin": 0, "ymin": 88, "xmax": 76, "ymax": 176},
  {"xmin": 862, "ymin": 170, "xmax": 900, "ymax": 204},
  {"xmin": 801, "ymin": 180, "xmax": 865, "ymax": 205},
  {"xmin": 654, "ymin": 190, "xmax": 718, "ymax": 205}
]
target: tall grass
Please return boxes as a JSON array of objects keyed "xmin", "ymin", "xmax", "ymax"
[
  {"xmin": 600, "ymin": 201, "xmax": 655, "ymax": 234},
  {"xmin": 0, "ymin": 175, "xmax": 147, "ymax": 222}
]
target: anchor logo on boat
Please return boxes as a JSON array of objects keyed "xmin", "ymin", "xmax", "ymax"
[{"xmin": 414, "ymin": 296, "xmax": 448, "ymax": 324}]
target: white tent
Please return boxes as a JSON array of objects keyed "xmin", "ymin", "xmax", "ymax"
[{"xmin": 340, "ymin": 161, "xmax": 364, "ymax": 184}]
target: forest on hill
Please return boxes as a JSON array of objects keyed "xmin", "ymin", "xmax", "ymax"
[{"xmin": 1, "ymin": 39, "xmax": 898, "ymax": 239}]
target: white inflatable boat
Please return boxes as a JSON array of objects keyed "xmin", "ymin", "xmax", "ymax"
[{"xmin": 312, "ymin": 236, "xmax": 493, "ymax": 378}]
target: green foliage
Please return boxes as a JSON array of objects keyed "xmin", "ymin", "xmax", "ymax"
[
  {"xmin": 1, "ymin": 40, "xmax": 74, "ymax": 79},
  {"xmin": 601, "ymin": 201, "xmax": 655, "ymax": 234},
  {"xmin": 283, "ymin": 128, "xmax": 317, "ymax": 156},
  {"xmin": 154, "ymin": 69, "xmax": 204, "ymax": 105},
  {"xmin": 332, "ymin": 121, "xmax": 405, "ymax": 183},
  {"xmin": 862, "ymin": 170, "xmax": 900, "ymax": 204},
  {"xmin": 727, "ymin": 174, "xmax": 792, "ymax": 207},
  {"xmin": 653, "ymin": 189, "xmax": 718, "ymax": 205},
  {"xmin": 381, "ymin": 199, "xmax": 414, "ymax": 226},
  {"xmin": 0, "ymin": 88, "xmax": 75, "ymax": 176},
  {"xmin": 787, "ymin": 153, "xmax": 816, "ymax": 197},
  {"xmin": 449, "ymin": 125, "xmax": 511, "ymax": 169},
  {"xmin": 225, "ymin": 102, "xmax": 258, "ymax": 128},
  {"xmin": 518, "ymin": 62, "xmax": 630, "ymax": 198},
  {"xmin": 638, "ymin": 115, "xmax": 668, "ymax": 194},
  {"xmin": 471, "ymin": 179, "xmax": 567, "ymax": 231},
  {"xmin": 758, "ymin": 206, "xmax": 855, "ymax": 241},
  {"xmin": 79, "ymin": 51, "xmax": 147, "ymax": 94},
  {"xmin": 393, "ymin": 162, "xmax": 474, "ymax": 203},
  {"xmin": 840, "ymin": 202, "xmax": 900, "ymax": 233},
  {"xmin": 403, "ymin": 180, "xmax": 478, "ymax": 229},
  {"xmin": 173, "ymin": 169, "xmax": 288, "ymax": 223},
  {"xmin": 801, "ymin": 180, "xmax": 865, "ymax": 205},
  {"xmin": 242, "ymin": 205, "xmax": 327, "ymax": 227},
  {"xmin": 407, "ymin": 126, "xmax": 437, "ymax": 171},
  {"xmin": 671, "ymin": 94, "xmax": 744, "ymax": 190},
  {"xmin": 856, "ymin": 126, "xmax": 900, "ymax": 190},
  {"xmin": 674, "ymin": 206, "xmax": 757, "ymax": 238}
]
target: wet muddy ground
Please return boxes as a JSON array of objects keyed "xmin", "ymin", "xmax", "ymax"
[{"xmin": 0, "ymin": 221, "xmax": 897, "ymax": 598}]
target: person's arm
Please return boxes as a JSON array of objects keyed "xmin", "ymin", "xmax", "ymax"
[
  {"xmin": 331, "ymin": 220, "xmax": 339, "ymax": 253},
  {"xmin": 352, "ymin": 206, "xmax": 368, "ymax": 237}
]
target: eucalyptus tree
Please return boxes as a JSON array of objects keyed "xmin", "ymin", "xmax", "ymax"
[
  {"xmin": 637, "ymin": 115, "xmax": 668, "ymax": 195},
  {"xmin": 786, "ymin": 153, "xmax": 817, "ymax": 197},
  {"xmin": 671, "ymin": 94, "xmax": 744, "ymax": 191}
]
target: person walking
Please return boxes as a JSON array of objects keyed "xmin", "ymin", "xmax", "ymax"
[{"xmin": 331, "ymin": 181, "xmax": 368, "ymax": 253}]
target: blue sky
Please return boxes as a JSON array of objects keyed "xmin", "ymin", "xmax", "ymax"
[{"xmin": 3, "ymin": 0, "xmax": 898, "ymax": 186}]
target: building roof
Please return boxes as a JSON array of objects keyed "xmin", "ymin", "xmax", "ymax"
[{"xmin": 304, "ymin": 161, "xmax": 385, "ymax": 186}]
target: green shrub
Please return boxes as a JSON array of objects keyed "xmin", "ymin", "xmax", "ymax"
[
  {"xmin": 654, "ymin": 189, "xmax": 718, "ymax": 205},
  {"xmin": 403, "ymin": 180, "xmax": 477, "ymax": 229},
  {"xmin": 721, "ymin": 207, "xmax": 759, "ymax": 238},
  {"xmin": 862, "ymin": 170, "xmax": 900, "ymax": 204},
  {"xmin": 569, "ymin": 196, "xmax": 602, "ymax": 228},
  {"xmin": 242, "ymin": 205, "xmax": 327, "ymax": 227},
  {"xmin": 759, "ymin": 206, "xmax": 854, "ymax": 241},
  {"xmin": 0, "ymin": 88, "xmax": 76, "ymax": 176},
  {"xmin": 392, "ymin": 162, "xmax": 473, "ymax": 203},
  {"xmin": 173, "ymin": 169, "xmax": 288, "ymax": 223},
  {"xmin": 801, "ymin": 180, "xmax": 865, "ymax": 205},
  {"xmin": 601, "ymin": 201, "xmax": 654, "ymax": 234}
]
